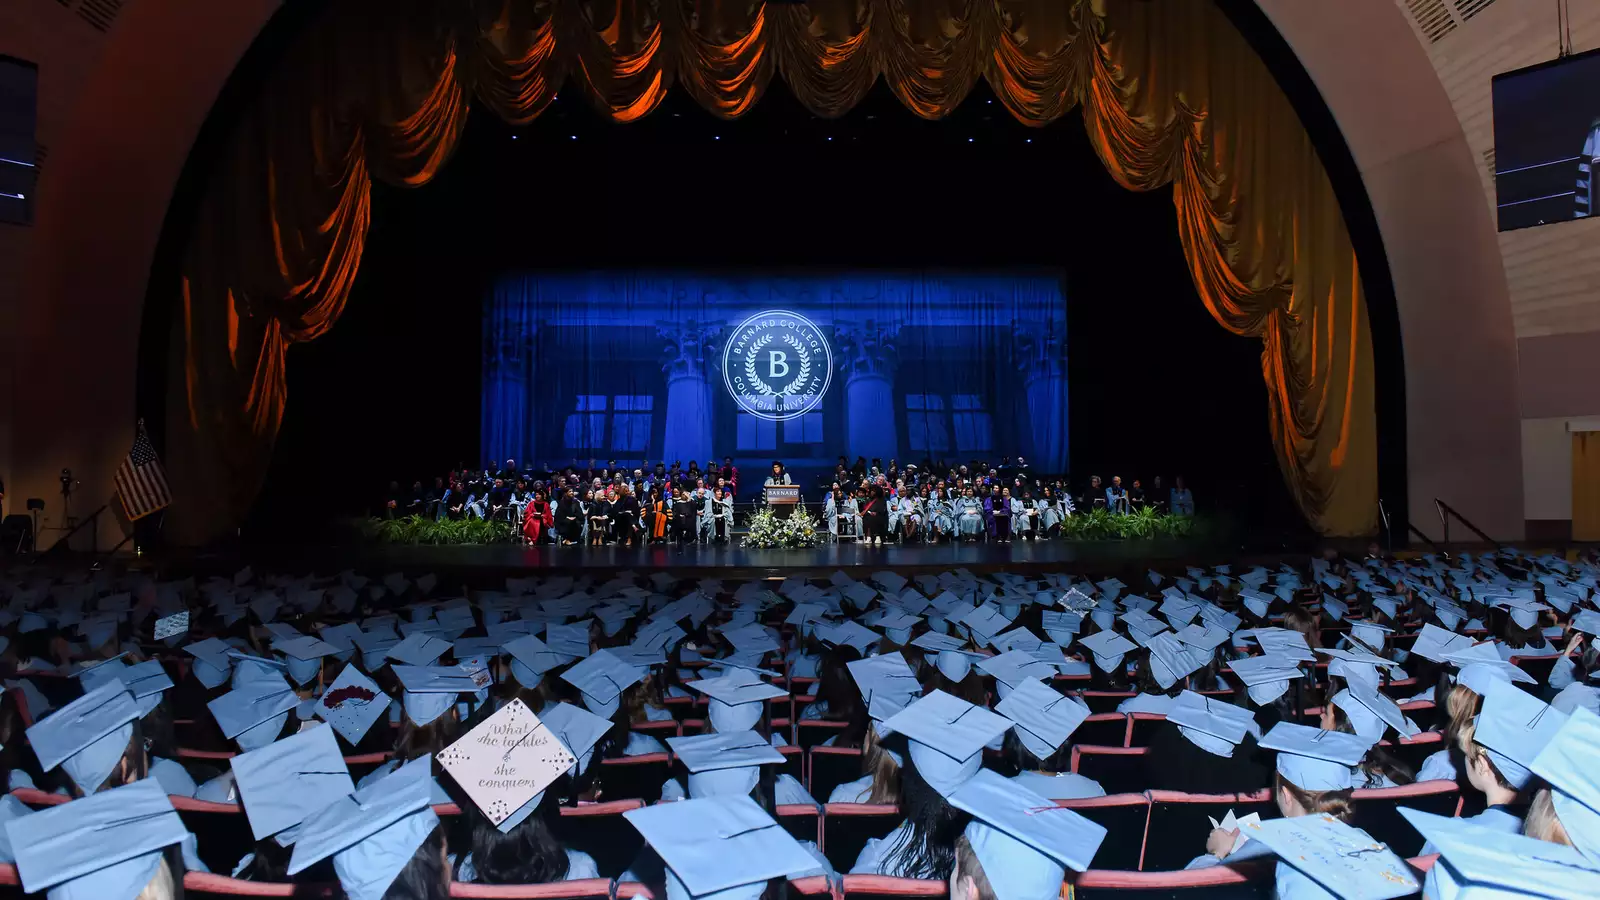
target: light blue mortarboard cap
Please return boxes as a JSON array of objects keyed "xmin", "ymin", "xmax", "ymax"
[
  {"xmin": 668, "ymin": 730, "xmax": 785, "ymax": 798},
  {"xmin": 1471, "ymin": 679, "xmax": 1567, "ymax": 790},
  {"xmin": 1530, "ymin": 706, "xmax": 1600, "ymax": 865},
  {"xmin": 273, "ymin": 635, "xmax": 339, "ymax": 686},
  {"xmin": 26, "ymin": 681, "xmax": 140, "ymax": 795},
  {"xmin": 623, "ymin": 795, "xmax": 820, "ymax": 900},
  {"xmin": 1260, "ymin": 721, "xmax": 1373, "ymax": 791},
  {"xmin": 391, "ymin": 665, "xmax": 478, "ymax": 726},
  {"xmin": 882, "ymin": 690, "xmax": 1013, "ymax": 797},
  {"xmin": 502, "ymin": 633, "xmax": 564, "ymax": 687},
  {"xmin": 206, "ymin": 672, "xmax": 297, "ymax": 751},
  {"xmin": 559, "ymin": 648, "xmax": 647, "ymax": 717},
  {"xmin": 1400, "ymin": 807, "xmax": 1599, "ymax": 899},
  {"xmin": 384, "ymin": 633, "xmax": 452, "ymax": 667},
  {"xmin": 7, "ymin": 779, "xmax": 191, "ymax": 900},
  {"xmin": 950, "ymin": 769, "xmax": 1107, "ymax": 900},
  {"xmin": 688, "ymin": 673, "xmax": 787, "ymax": 733},
  {"xmin": 287, "ymin": 755, "xmax": 440, "ymax": 900},
  {"xmin": 995, "ymin": 678, "xmax": 1090, "ymax": 761},
  {"xmin": 230, "ymin": 724, "xmax": 355, "ymax": 840}
]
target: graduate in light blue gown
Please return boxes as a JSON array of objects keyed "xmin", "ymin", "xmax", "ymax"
[
  {"xmin": 997, "ymin": 680, "xmax": 1105, "ymax": 801},
  {"xmin": 928, "ymin": 488, "xmax": 955, "ymax": 538},
  {"xmin": 956, "ymin": 487, "xmax": 985, "ymax": 539},
  {"xmin": 1009, "ymin": 492, "xmax": 1031, "ymax": 539},
  {"xmin": 1036, "ymin": 486, "xmax": 1065, "ymax": 537}
]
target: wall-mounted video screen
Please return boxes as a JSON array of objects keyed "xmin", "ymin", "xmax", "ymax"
[{"xmin": 1492, "ymin": 47, "xmax": 1600, "ymax": 232}]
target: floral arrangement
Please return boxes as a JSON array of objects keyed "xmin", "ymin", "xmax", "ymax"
[{"xmin": 742, "ymin": 506, "xmax": 823, "ymax": 549}]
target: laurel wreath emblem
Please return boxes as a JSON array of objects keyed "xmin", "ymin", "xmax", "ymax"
[
  {"xmin": 781, "ymin": 334, "xmax": 813, "ymax": 396},
  {"xmin": 743, "ymin": 334, "xmax": 776, "ymax": 396}
]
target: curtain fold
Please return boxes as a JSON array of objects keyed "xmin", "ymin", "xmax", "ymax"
[{"xmin": 167, "ymin": 0, "xmax": 1379, "ymax": 542}]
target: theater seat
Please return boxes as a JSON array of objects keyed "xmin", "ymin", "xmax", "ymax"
[
  {"xmin": 1143, "ymin": 790, "xmax": 1275, "ymax": 872},
  {"xmin": 1075, "ymin": 714, "xmax": 1130, "ymax": 748},
  {"xmin": 821, "ymin": 803, "xmax": 903, "ymax": 872},
  {"xmin": 809, "ymin": 747, "xmax": 864, "ymax": 801},
  {"xmin": 1071, "ymin": 746, "xmax": 1150, "ymax": 796},
  {"xmin": 597, "ymin": 752, "xmax": 670, "ymax": 803},
  {"xmin": 1057, "ymin": 794, "xmax": 1150, "ymax": 871},
  {"xmin": 776, "ymin": 803, "xmax": 822, "ymax": 848},
  {"xmin": 796, "ymin": 719, "xmax": 851, "ymax": 750},
  {"xmin": 840, "ymin": 874, "xmax": 946, "ymax": 900},
  {"xmin": 1400, "ymin": 700, "xmax": 1441, "ymax": 732},
  {"xmin": 1509, "ymin": 655, "xmax": 1560, "ymax": 687},
  {"xmin": 1351, "ymin": 781, "xmax": 1461, "ymax": 858},
  {"xmin": 551, "ymin": 800, "xmax": 646, "ymax": 879},
  {"xmin": 1126, "ymin": 713, "xmax": 1167, "ymax": 748},
  {"xmin": 1079, "ymin": 692, "xmax": 1135, "ymax": 714},
  {"xmin": 1071, "ymin": 857, "xmax": 1278, "ymax": 900},
  {"xmin": 1383, "ymin": 731, "xmax": 1445, "ymax": 774}
]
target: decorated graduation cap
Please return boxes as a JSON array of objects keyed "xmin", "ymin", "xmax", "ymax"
[
  {"xmin": 287, "ymin": 755, "xmax": 440, "ymax": 900},
  {"xmin": 437, "ymin": 699, "xmax": 577, "ymax": 834},
  {"xmin": 273, "ymin": 635, "xmax": 340, "ymax": 686},
  {"xmin": 208, "ymin": 670, "xmax": 298, "ymax": 751},
  {"xmin": 391, "ymin": 664, "xmax": 480, "ymax": 726},
  {"xmin": 668, "ymin": 730, "xmax": 786, "ymax": 798},
  {"xmin": 1260, "ymin": 721, "xmax": 1373, "ymax": 791},
  {"xmin": 559, "ymin": 648, "xmax": 647, "ymax": 717},
  {"xmin": 315, "ymin": 662, "xmax": 392, "ymax": 745},
  {"xmin": 883, "ymin": 689, "xmax": 1013, "ymax": 797},
  {"xmin": 689, "ymin": 671, "xmax": 788, "ymax": 733},
  {"xmin": 1471, "ymin": 678, "xmax": 1567, "ymax": 790},
  {"xmin": 623, "ymin": 795, "xmax": 820, "ymax": 900},
  {"xmin": 995, "ymin": 677, "xmax": 1090, "ymax": 761},
  {"xmin": 7, "ymin": 778, "xmax": 193, "ymax": 900},
  {"xmin": 230, "ymin": 723, "xmax": 355, "ymax": 840},
  {"xmin": 949, "ymin": 769, "xmax": 1106, "ymax": 900},
  {"xmin": 27, "ymin": 681, "xmax": 141, "ymax": 795},
  {"xmin": 1243, "ymin": 811, "xmax": 1418, "ymax": 899},
  {"xmin": 1166, "ymin": 690, "xmax": 1254, "ymax": 758}
]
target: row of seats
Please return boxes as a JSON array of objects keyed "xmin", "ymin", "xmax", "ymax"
[
  {"xmin": 0, "ymin": 853, "xmax": 1444, "ymax": 899},
  {"xmin": 11, "ymin": 772, "xmax": 1463, "ymax": 874}
]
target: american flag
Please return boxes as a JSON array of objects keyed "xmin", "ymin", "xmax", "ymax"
[{"xmin": 116, "ymin": 420, "xmax": 171, "ymax": 521}]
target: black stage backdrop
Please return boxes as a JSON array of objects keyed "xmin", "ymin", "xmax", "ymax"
[{"xmin": 248, "ymin": 80, "xmax": 1306, "ymax": 541}]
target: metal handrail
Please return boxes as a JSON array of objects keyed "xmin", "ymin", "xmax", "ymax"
[{"xmin": 1434, "ymin": 499, "xmax": 1501, "ymax": 549}]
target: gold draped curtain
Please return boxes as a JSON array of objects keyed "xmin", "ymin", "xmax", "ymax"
[{"xmin": 168, "ymin": 0, "xmax": 1377, "ymax": 542}]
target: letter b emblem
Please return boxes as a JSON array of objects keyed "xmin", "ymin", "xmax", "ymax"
[{"xmin": 768, "ymin": 350, "xmax": 790, "ymax": 378}]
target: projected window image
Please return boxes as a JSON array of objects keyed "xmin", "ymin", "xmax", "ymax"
[
  {"xmin": 482, "ymin": 271, "xmax": 1067, "ymax": 484},
  {"xmin": 1492, "ymin": 48, "xmax": 1600, "ymax": 231}
]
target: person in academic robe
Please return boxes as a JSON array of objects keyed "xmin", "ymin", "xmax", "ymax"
[
  {"xmin": 522, "ymin": 489, "xmax": 548, "ymax": 543},
  {"xmin": 646, "ymin": 486, "xmax": 672, "ymax": 534},
  {"xmin": 1128, "ymin": 479, "xmax": 1147, "ymax": 509},
  {"xmin": 898, "ymin": 490, "xmax": 923, "ymax": 542},
  {"xmin": 671, "ymin": 488, "xmax": 697, "ymax": 544},
  {"xmin": 588, "ymin": 489, "xmax": 614, "ymax": 545},
  {"xmin": 824, "ymin": 486, "xmax": 850, "ymax": 539},
  {"xmin": 696, "ymin": 486, "xmax": 717, "ymax": 543},
  {"xmin": 1037, "ymin": 487, "xmax": 1062, "ymax": 537},
  {"xmin": 1106, "ymin": 476, "xmax": 1129, "ymax": 513},
  {"xmin": 928, "ymin": 487, "xmax": 955, "ymax": 540},
  {"xmin": 860, "ymin": 485, "xmax": 887, "ymax": 545},
  {"xmin": 713, "ymin": 487, "xmax": 734, "ymax": 543},
  {"xmin": 764, "ymin": 460, "xmax": 792, "ymax": 487},
  {"xmin": 956, "ymin": 487, "xmax": 984, "ymax": 540},
  {"xmin": 1170, "ymin": 476, "xmax": 1195, "ymax": 516},
  {"xmin": 556, "ymin": 489, "xmax": 583, "ymax": 544},
  {"xmin": 1010, "ymin": 489, "xmax": 1032, "ymax": 540},
  {"xmin": 612, "ymin": 484, "xmax": 641, "ymax": 547}
]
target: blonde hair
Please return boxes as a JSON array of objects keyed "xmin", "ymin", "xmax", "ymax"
[
  {"xmin": 1276, "ymin": 772, "xmax": 1356, "ymax": 823},
  {"xmin": 1444, "ymin": 684, "xmax": 1482, "ymax": 748},
  {"xmin": 1524, "ymin": 788, "xmax": 1572, "ymax": 846},
  {"xmin": 136, "ymin": 857, "xmax": 176, "ymax": 900}
]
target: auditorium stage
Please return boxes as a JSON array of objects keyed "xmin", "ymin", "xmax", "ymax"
[{"xmin": 204, "ymin": 532, "xmax": 1356, "ymax": 582}]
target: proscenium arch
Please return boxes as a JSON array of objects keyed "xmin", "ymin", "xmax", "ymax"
[{"xmin": 14, "ymin": 0, "xmax": 1522, "ymax": 549}]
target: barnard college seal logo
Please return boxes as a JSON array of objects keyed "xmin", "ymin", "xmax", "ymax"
[{"xmin": 723, "ymin": 310, "xmax": 833, "ymax": 422}]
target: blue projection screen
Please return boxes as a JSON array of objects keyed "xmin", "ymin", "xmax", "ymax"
[{"xmin": 481, "ymin": 272, "xmax": 1067, "ymax": 482}]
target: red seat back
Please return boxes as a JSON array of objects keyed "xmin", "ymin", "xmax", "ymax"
[
  {"xmin": 1143, "ymin": 790, "xmax": 1274, "ymax": 872},
  {"xmin": 1071, "ymin": 746, "xmax": 1149, "ymax": 795}
]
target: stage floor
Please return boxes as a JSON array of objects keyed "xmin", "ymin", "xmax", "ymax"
[{"xmin": 207, "ymin": 533, "xmax": 1352, "ymax": 581}]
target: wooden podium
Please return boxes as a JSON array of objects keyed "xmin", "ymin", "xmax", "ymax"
[{"xmin": 764, "ymin": 485, "xmax": 800, "ymax": 518}]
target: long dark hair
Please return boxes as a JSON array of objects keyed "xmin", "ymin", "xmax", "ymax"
[
  {"xmin": 382, "ymin": 821, "xmax": 450, "ymax": 900},
  {"xmin": 458, "ymin": 788, "xmax": 571, "ymax": 885},
  {"xmin": 877, "ymin": 757, "xmax": 970, "ymax": 880}
]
